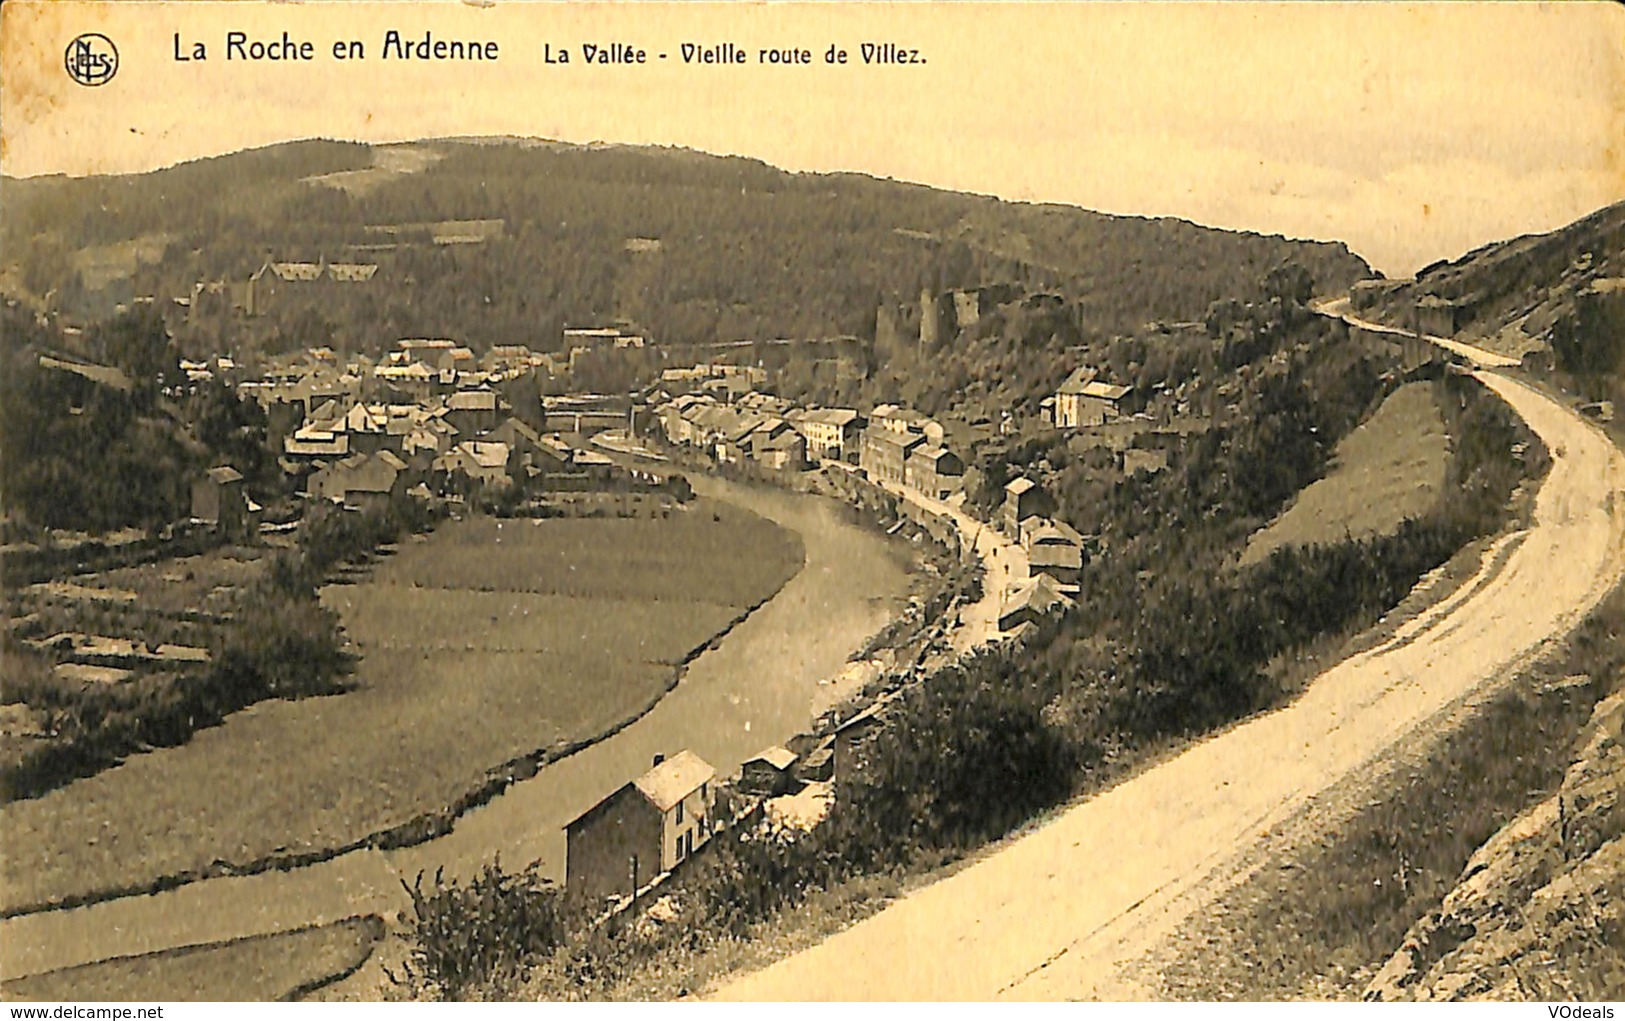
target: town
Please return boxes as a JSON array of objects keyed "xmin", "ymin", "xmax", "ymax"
[
  {"xmin": 2, "ymin": 116, "xmax": 1622, "ymax": 1003},
  {"xmin": 4, "ymin": 267, "xmax": 1191, "ymax": 924}
]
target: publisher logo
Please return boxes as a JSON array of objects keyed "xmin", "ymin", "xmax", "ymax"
[{"xmin": 65, "ymin": 33, "xmax": 118, "ymax": 86}]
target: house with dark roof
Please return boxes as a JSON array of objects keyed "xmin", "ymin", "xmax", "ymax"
[
  {"xmin": 482, "ymin": 417, "xmax": 565, "ymax": 482},
  {"xmin": 1003, "ymin": 477, "xmax": 1055, "ymax": 540},
  {"xmin": 753, "ymin": 427, "xmax": 808, "ymax": 471},
  {"xmin": 860, "ymin": 427, "xmax": 925, "ymax": 486},
  {"xmin": 794, "ymin": 407, "xmax": 864, "ymax": 463},
  {"xmin": 308, "ymin": 451, "xmax": 408, "ymax": 511},
  {"xmin": 444, "ymin": 389, "xmax": 501, "ymax": 437},
  {"xmin": 432, "ymin": 440, "xmax": 517, "ymax": 494},
  {"xmin": 191, "ymin": 465, "xmax": 251, "ymax": 541},
  {"xmin": 905, "ymin": 445, "xmax": 964, "ymax": 500},
  {"xmin": 1020, "ymin": 515, "xmax": 1087, "ymax": 588},
  {"xmin": 704, "ymin": 409, "xmax": 769, "ymax": 466},
  {"xmin": 997, "ymin": 573, "xmax": 1073, "ymax": 632},
  {"xmin": 738, "ymin": 746, "xmax": 800, "ymax": 797},
  {"xmin": 565, "ymin": 750, "xmax": 718, "ymax": 905}
]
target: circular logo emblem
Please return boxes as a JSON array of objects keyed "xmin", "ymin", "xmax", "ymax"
[{"xmin": 65, "ymin": 33, "xmax": 118, "ymax": 86}]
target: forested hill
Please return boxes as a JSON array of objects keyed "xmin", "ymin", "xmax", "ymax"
[{"xmin": 2, "ymin": 137, "xmax": 1374, "ymax": 351}]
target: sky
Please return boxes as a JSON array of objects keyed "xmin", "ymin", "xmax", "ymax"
[{"xmin": 2, "ymin": 1, "xmax": 1621, "ymax": 276}]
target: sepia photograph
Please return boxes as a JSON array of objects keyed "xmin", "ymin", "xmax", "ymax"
[{"xmin": 1, "ymin": 0, "xmax": 1622, "ymax": 1004}]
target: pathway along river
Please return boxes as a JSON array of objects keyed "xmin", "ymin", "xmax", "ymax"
[{"xmin": 0, "ymin": 477, "xmax": 913, "ymax": 981}]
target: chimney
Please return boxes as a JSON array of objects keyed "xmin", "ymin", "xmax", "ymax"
[{"xmin": 652, "ymin": 753, "xmax": 665, "ymax": 767}]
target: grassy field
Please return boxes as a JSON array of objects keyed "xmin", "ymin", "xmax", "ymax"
[
  {"xmin": 0, "ymin": 499, "xmax": 802, "ymax": 915},
  {"xmin": 2, "ymin": 916, "xmax": 383, "ymax": 1001},
  {"xmin": 322, "ymin": 590, "xmax": 739, "ymax": 660},
  {"xmin": 1242, "ymin": 382, "xmax": 1450, "ymax": 566},
  {"xmin": 86, "ymin": 546, "xmax": 272, "ymax": 615},
  {"xmin": 368, "ymin": 514, "xmax": 799, "ymax": 606}
]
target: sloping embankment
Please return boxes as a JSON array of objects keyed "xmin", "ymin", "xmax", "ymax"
[{"xmin": 1365, "ymin": 682, "xmax": 1625, "ymax": 1001}]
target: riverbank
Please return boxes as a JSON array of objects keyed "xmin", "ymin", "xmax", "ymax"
[{"xmin": 0, "ymin": 478, "xmax": 915, "ymax": 983}]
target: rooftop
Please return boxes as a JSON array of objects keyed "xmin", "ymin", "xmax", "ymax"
[
  {"xmin": 633, "ymin": 750, "xmax": 716, "ymax": 812},
  {"xmin": 1055, "ymin": 366, "xmax": 1099, "ymax": 395},
  {"xmin": 1080, "ymin": 381, "xmax": 1132, "ymax": 401},
  {"xmin": 745, "ymin": 746, "xmax": 798, "ymax": 772}
]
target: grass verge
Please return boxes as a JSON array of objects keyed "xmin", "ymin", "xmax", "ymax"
[{"xmin": 1152, "ymin": 582, "xmax": 1625, "ymax": 999}]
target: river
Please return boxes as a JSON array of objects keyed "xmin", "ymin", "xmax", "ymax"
[{"xmin": 0, "ymin": 477, "xmax": 913, "ymax": 982}]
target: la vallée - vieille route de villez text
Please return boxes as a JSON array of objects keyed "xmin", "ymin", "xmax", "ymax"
[{"xmin": 171, "ymin": 30, "xmax": 924, "ymax": 65}]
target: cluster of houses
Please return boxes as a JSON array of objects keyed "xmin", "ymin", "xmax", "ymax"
[
  {"xmin": 993, "ymin": 475, "xmax": 1088, "ymax": 635},
  {"xmin": 657, "ymin": 363, "xmax": 769, "ymax": 402},
  {"xmin": 651, "ymin": 386, "xmax": 968, "ymax": 501},
  {"xmin": 188, "ymin": 337, "xmax": 641, "ymax": 527},
  {"xmin": 272, "ymin": 388, "xmax": 557, "ymax": 509}
]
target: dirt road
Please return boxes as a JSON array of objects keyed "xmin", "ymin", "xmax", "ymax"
[
  {"xmin": 872, "ymin": 479, "xmax": 1027, "ymax": 651},
  {"xmin": 1314, "ymin": 298, "xmax": 1523, "ymax": 368},
  {"xmin": 713, "ymin": 369, "xmax": 1625, "ymax": 1001}
]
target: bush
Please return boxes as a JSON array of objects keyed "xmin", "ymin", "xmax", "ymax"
[
  {"xmin": 831, "ymin": 654, "xmax": 1081, "ymax": 871},
  {"xmin": 397, "ymin": 863, "xmax": 567, "ymax": 1000},
  {"xmin": 219, "ymin": 592, "xmax": 350, "ymax": 699}
]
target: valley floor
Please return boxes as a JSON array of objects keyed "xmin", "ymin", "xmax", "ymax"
[{"xmin": 0, "ymin": 478, "xmax": 913, "ymax": 986}]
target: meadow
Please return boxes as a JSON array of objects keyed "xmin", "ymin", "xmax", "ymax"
[
  {"xmin": 0, "ymin": 499, "xmax": 802, "ymax": 915},
  {"xmin": 1241, "ymin": 382, "xmax": 1451, "ymax": 566},
  {"xmin": 1, "ymin": 916, "xmax": 383, "ymax": 1001}
]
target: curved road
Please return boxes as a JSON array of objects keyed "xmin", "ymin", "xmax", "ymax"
[
  {"xmin": 867, "ymin": 477, "xmax": 1028, "ymax": 651},
  {"xmin": 715, "ymin": 365, "xmax": 1625, "ymax": 1000}
]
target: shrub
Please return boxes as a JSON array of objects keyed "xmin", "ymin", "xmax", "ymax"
[
  {"xmin": 397, "ymin": 863, "xmax": 567, "ymax": 1000},
  {"xmin": 831, "ymin": 655, "xmax": 1082, "ymax": 870}
]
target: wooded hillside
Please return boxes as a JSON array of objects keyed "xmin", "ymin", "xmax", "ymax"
[{"xmin": 3, "ymin": 138, "xmax": 1374, "ymax": 353}]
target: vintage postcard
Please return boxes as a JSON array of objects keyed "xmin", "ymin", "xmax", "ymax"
[{"xmin": 2, "ymin": 0, "xmax": 1623, "ymax": 1004}]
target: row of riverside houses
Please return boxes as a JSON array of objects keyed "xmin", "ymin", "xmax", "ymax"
[
  {"xmin": 654, "ymin": 392, "xmax": 811, "ymax": 472},
  {"xmin": 649, "ymin": 382, "xmax": 967, "ymax": 499},
  {"xmin": 857, "ymin": 404, "xmax": 965, "ymax": 500},
  {"xmin": 275, "ymin": 391, "xmax": 550, "ymax": 507}
]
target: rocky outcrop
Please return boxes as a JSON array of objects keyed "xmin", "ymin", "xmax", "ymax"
[{"xmin": 1365, "ymin": 681, "xmax": 1625, "ymax": 1001}]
